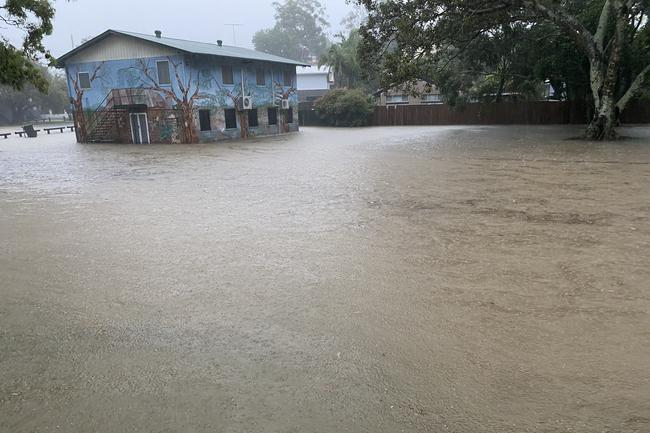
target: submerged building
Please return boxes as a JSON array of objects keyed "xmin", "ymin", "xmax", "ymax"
[{"xmin": 57, "ymin": 30, "xmax": 308, "ymax": 144}]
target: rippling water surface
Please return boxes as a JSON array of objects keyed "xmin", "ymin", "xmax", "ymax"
[{"xmin": 1, "ymin": 126, "xmax": 649, "ymax": 432}]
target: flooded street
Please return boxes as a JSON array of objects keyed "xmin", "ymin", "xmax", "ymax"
[{"xmin": 1, "ymin": 125, "xmax": 649, "ymax": 432}]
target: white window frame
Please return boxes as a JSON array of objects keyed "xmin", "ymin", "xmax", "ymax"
[
  {"xmin": 156, "ymin": 60, "xmax": 171, "ymax": 86},
  {"xmin": 386, "ymin": 94, "xmax": 409, "ymax": 104},
  {"xmin": 78, "ymin": 72, "xmax": 91, "ymax": 89},
  {"xmin": 421, "ymin": 93, "xmax": 443, "ymax": 104}
]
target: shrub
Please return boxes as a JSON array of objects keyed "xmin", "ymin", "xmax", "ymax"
[{"xmin": 314, "ymin": 89, "xmax": 374, "ymax": 127}]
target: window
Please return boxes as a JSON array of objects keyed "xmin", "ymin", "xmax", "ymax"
[
  {"xmin": 386, "ymin": 94, "xmax": 409, "ymax": 104},
  {"xmin": 248, "ymin": 109, "xmax": 259, "ymax": 127},
  {"xmin": 287, "ymin": 107, "xmax": 294, "ymax": 123},
  {"xmin": 222, "ymin": 65, "xmax": 233, "ymax": 85},
  {"xmin": 421, "ymin": 93, "xmax": 443, "ymax": 104},
  {"xmin": 267, "ymin": 107, "xmax": 277, "ymax": 125},
  {"xmin": 283, "ymin": 70, "xmax": 292, "ymax": 86},
  {"xmin": 199, "ymin": 109, "xmax": 211, "ymax": 131},
  {"xmin": 156, "ymin": 60, "xmax": 171, "ymax": 85},
  {"xmin": 78, "ymin": 72, "xmax": 91, "ymax": 89},
  {"xmin": 224, "ymin": 108, "xmax": 237, "ymax": 129},
  {"xmin": 256, "ymin": 68, "xmax": 265, "ymax": 86}
]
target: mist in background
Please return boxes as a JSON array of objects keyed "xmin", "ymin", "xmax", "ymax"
[{"xmin": 7, "ymin": 0, "xmax": 354, "ymax": 57}]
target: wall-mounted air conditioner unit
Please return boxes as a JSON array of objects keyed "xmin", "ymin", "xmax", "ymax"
[
  {"xmin": 242, "ymin": 96, "xmax": 253, "ymax": 110},
  {"xmin": 281, "ymin": 99, "xmax": 290, "ymax": 110}
]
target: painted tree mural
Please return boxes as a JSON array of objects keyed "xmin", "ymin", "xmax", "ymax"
[
  {"xmin": 213, "ymin": 79, "xmax": 250, "ymax": 139},
  {"xmin": 68, "ymin": 62, "xmax": 105, "ymax": 142},
  {"xmin": 273, "ymin": 80, "xmax": 297, "ymax": 133},
  {"xmin": 136, "ymin": 57, "xmax": 207, "ymax": 143}
]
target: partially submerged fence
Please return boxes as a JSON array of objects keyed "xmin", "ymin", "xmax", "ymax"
[
  {"xmin": 373, "ymin": 100, "xmax": 650, "ymax": 126},
  {"xmin": 299, "ymin": 100, "xmax": 649, "ymax": 127}
]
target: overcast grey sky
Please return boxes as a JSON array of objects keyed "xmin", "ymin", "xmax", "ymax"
[{"xmin": 31, "ymin": 0, "xmax": 353, "ymax": 57}]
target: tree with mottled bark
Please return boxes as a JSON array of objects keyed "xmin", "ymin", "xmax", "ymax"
[{"xmin": 358, "ymin": 0, "xmax": 650, "ymax": 140}]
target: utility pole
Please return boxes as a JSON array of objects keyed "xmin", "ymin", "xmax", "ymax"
[{"xmin": 223, "ymin": 24, "xmax": 243, "ymax": 46}]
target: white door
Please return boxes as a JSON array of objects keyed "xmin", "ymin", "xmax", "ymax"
[{"xmin": 130, "ymin": 113, "xmax": 150, "ymax": 144}]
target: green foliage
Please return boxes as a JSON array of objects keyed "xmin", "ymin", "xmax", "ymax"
[
  {"xmin": 253, "ymin": 0, "xmax": 329, "ymax": 61},
  {"xmin": 0, "ymin": 0, "xmax": 55, "ymax": 91},
  {"xmin": 314, "ymin": 88, "xmax": 374, "ymax": 126},
  {"xmin": 358, "ymin": 0, "xmax": 650, "ymax": 107},
  {"xmin": 319, "ymin": 30, "xmax": 363, "ymax": 89},
  {"xmin": 0, "ymin": 67, "xmax": 68, "ymax": 125}
]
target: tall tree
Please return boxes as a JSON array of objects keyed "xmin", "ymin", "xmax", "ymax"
[
  {"xmin": 253, "ymin": 0, "xmax": 330, "ymax": 62},
  {"xmin": 320, "ymin": 30, "xmax": 364, "ymax": 89},
  {"xmin": 0, "ymin": 0, "xmax": 55, "ymax": 91},
  {"xmin": 358, "ymin": 0, "xmax": 650, "ymax": 140},
  {"xmin": 0, "ymin": 67, "xmax": 67, "ymax": 125}
]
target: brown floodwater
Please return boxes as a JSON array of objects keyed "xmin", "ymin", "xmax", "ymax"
[{"xmin": 1, "ymin": 125, "xmax": 649, "ymax": 433}]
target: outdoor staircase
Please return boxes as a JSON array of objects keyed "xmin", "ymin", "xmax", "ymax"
[
  {"xmin": 86, "ymin": 107, "xmax": 125, "ymax": 143},
  {"xmin": 85, "ymin": 91, "xmax": 119, "ymax": 143},
  {"xmin": 84, "ymin": 88, "xmax": 152, "ymax": 143}
]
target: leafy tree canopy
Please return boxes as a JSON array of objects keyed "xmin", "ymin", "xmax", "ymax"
[
  {"xmin": 0, "ymin": 0, "xmax": 55, "ymax": 91},
  {"xmin": 0, "ymin": 66, "xmax": 68, "ymax": 124},
  {"xmin": 253, "ymin": 0, "xmax": 330, "ymax": 62},
  {"xmin": 320, "ymin": 30, "xmax": 364, "ymax": 89},
  {"xmin": 358, "ymin": 0, "xmax": 650, "ymax": 139}
]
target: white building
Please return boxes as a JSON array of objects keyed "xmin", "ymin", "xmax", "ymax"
[{"xmin": 296, "ymin": 65, "xmax": 333, "ymax": 102}]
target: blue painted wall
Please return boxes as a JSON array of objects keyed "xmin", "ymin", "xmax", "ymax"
[{"xmin": 65, "ymin": 54, "xmax": 299, "ymax": 112}]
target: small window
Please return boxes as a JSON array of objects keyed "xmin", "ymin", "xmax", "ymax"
[
  {"xmin": 248, "ymin": 109, "xmax": 258, "ymax": 127},
  {"xmin": 78, "ymin": 72, "xmax": 91, "ymax": 89},
  {"xmin": 199, "ymin": 109, "xmax": 211, "ymax": 131},
  {"xmin": 256, "ymin": 68, "xmax": 265, "ymax": 86},
  {"xmin": 287, "ymin": 107, "xmax": 293, "ymax": 123},
  {"xmin": 222, "ymin": 65, "xmax": 233, "ymax": 85},
  {"xmin": 156, "ymin": 60, "xmax": 171, "ymax": 85},
  {"xmin": 224, "ymin": 108, "xmax": 237, "ymax": 129},
  {"xmin": 386, "ymin": 94, "xmax": 409, "ymax": 104},
  {"xmin": 421, "ymin": 93, "xmax": 443, "ymax": 104},
  {"xmin": 283, "ymin": 70, "xmax": 292, "ymax": 86},
  {"xmin": 267, "ymin": 107, "xmax": 277, "ymax": 125}
]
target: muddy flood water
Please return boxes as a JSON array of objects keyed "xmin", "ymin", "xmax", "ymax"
[{"xmin": 1, "ymin": 126, "xmax": 649, "ymax": 432}]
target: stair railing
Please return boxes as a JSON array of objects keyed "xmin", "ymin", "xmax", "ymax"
[{"xmin": 85, "ymin": 91, "xmax": 116, "ymax": 137}]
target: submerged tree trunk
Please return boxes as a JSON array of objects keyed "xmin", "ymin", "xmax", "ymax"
[
  {"xmin": 73, "ymin": 100, "xmax": 87, "ymax": 143},
  {"xmin": 585, "ymin": 101, "xmax": 618, "ymax": 140},
  {"xmin": 238, "ymin": 110, "xmax": 249, "ymax": 139},
  {"xmin": 180, "ymin": 102, "xmax": 198, "ymax": 144}
]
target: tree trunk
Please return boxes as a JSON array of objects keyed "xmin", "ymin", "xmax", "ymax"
[
  {"xmin": 73, "ymin": 101, "xmax": 87, "ymax": 143},
  {"xmin": 585, "ymin": 0, "xmax": 627, "ymax": 141},
  {"xmin": 585, "ymin": 98, "xmax": 618, "ymax": 140},
  {"xmin": 238, "ymin": 110, "xmax": 249, "ymax": 139},
  {"xmin": 177, "ymin": 101, "xmax": 198, "ymax": 144}
]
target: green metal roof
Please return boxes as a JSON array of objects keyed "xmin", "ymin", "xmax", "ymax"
[{"xmin": 57, "ymin": 29, "xmax": 310, "ymax": 66}]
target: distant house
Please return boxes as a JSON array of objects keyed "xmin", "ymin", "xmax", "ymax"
[
  {"xmin": 375, "ymin": 81, "xmax": 443, "ymax": 106},
  {"xmin": 57, "ymin": 30, "xmax": 308, "ymax": 144},
  {"xmin": 296, "ymin": 65, "xmax": 333, "ymax": 103}
]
